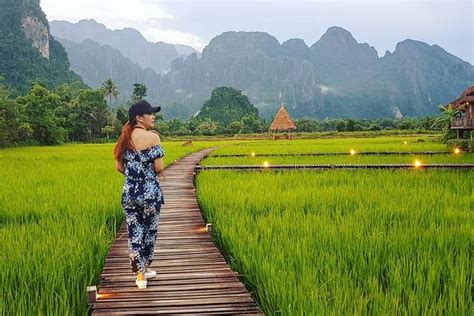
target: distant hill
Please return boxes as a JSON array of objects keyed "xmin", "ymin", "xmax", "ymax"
[
  {"xmin": 197, "ymin": 86, "xmax": 259, "ymax": 125},
  {"xmin": 0, "ymin": 0, "xmax": 82, "ymax": 93},
  {"xmin": 45, "ymin": 18, "xmax": 473, "ymax": 120},
  {"xmin": 156, "ymin": 27, "xmax": 473, "ymax": 119},
  {"xmin": 57, "ymin": 37, "xmax": 161, "ymax": 107},
  {"xmin": 50, "ymin": 19, "xmax": 198, "ymax": 74}
]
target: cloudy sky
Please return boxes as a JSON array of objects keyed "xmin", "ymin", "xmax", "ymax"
[{"xmin": 42, "ymin": 0, "xmax": 473, "ymax": 64}]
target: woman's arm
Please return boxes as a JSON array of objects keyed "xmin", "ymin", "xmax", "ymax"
[
  {"xmin": 150, "ymin": 132, "xmax": 165, "ymax": 176},
  {"xmin": 116, "ymin": 160, "xmax": 125, "ymax": 175}
]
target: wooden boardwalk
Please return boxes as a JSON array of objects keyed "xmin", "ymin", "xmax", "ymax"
[{"xmin": 91, "ymin": 148, "xmax": 263, "ymax": 315}]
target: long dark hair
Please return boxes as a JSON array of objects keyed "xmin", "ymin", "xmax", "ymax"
[{"xmin": 113, "ymin": 119, "xmax": 136, "ymax": 162}]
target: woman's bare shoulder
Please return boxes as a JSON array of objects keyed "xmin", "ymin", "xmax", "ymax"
[{"xmin": 147, "ymin": 130, "xmax": 161, "ymax": 145}]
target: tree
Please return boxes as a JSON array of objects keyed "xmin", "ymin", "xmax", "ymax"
[
  {"xmin": 16, "ymin": 84, "xmax": 67, "ymax": 145},
  {"xmin": 0, "ymin": 84, "xmax": 33, "ymax": 147},
  {"xmin": 227, "ymin": 121, "xmax": 243, "ymax": 134},
  {"xmin": 116, "ymin": 107, "xmax": 128, "ymax": 125},
  {"xmin": 132, "ymin": 83, "xmax": 147, "ymax": 101},
  {"xmin": 430, "ymin": 104, "xmax": 460, "ymax": 130},
  {"xmin": 196, "ymin": 120, "xmax": 218, "ymax": 135},
  {"xmin": 101, "ymin": 125, "xmax": 115, "ymax": 140},
  {"xmin": 431, "ymin": 103, "xmax": 462, "ymax": 142},
  {"xmin": 67, "ymin": 89, "xmax": 109, "ymax": 141},
  {"xmin": 102, "ymin": 79, "xmax": 119, "ymax": 108}
]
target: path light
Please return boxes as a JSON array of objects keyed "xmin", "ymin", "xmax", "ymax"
[
  {"xmin": 414, "ymin": 160, "xmax": 422, "ymax": 168},
  {"xmin": 87, "ymin": 286, "xmax": 97, "ymax": 305},
  {"xmin": 96, "ymin": 293, "xmax": 111, "ymax": 299},
  {"xmin": 206, "ymin": 223, "xmax": 213, "ymax": 233},
  {"xmin": 454, "ymin": 147, "xmax": 461, "ymax": 154},
  {"xmin": 250, "ymin": 152, "xmax": 256, "ymax": 157},
  {"xmin": 262, "ymin": 161, "xmax": 270, "ymax": 168},
  {"xmin": 195, "ymin": 226, "xmax": 207, "ymax": 233},
  {"xmin": 350, "ymin": 149, "xmax": 356, "ymax": 156}
]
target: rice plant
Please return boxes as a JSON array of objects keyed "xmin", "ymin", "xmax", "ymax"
[
  {"xmin": 196, "ymin": 169, "xmax": 473, "ymax": 315},
  {"xmin": 0, "ymin": 141, "xmax": 228, "ymax": 315}
]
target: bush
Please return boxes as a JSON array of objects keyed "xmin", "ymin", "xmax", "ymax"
[{"xmin": 446, "ymin": 139, "xmax": 474, "ymax": 152}]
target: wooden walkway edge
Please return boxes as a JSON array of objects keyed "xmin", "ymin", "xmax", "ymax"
[{"xmin": 91, "ymin": 148, "xmax": 263, "ymax": 315}]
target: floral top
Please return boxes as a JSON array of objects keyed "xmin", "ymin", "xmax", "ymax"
[{"xmin": 121, "ymin": 144, "xmax": 165, "ymax": 207}]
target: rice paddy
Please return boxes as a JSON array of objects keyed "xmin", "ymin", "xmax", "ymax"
[
  {"xmin": 197, "ymin": 169, "xmax": 473, "ymax": 314},
  {"xmin": 1, "ymin": 134, "xmax": 472, "ymax": 314},
  {"xmin": 196, "ymin": 136, "xmax": 473, "ymax": 315},
  {"xmin": 0, "ymin": 141, "xmax": 232, "ymax": 315}
]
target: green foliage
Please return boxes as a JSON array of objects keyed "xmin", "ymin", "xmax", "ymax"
[
  {"xmin": 0, "ymin": 83, "xmax": 115, "ymax": 147},
  {"xmin": 116, "ymin": 107, "xmax": 128, "ymax": 125},
  {"xmin": 294, "ymin": 117, "xmax": 436, "ymax": 133},
  {"xmin": 16, "ymin": 84, "xmax": 67, "ymax": 145},
  {"xmin": 102, "ymin": 79, "xmax": 119, "ymax": 108},
  {"xmin": 431, "ymin": 104, "xmax": 465, "ymax": 143},
  {"xmin": 197, "ymin": 87, "xmax": 259, "ymax": 125},
  {"xmin": 446, "ymin": 139, "xmax": 474, "ymax": 153},
  {"xmin": 0, "ymin": 85, "xmax": 33, "ymax": 147},
  {"xmin": 0, "ymin": 0, "xmax": 84, "ymax": 94},
  {"xmin": 196, "ymin": 119, "xmax": 219, "ymax": 136},
  {"xmin": 71, "ymin": 88, "xmax": 109, "ymax": 140},
  {"xmin": 131, "ymin": 83, "xmax": 147, "ymax": 102}
]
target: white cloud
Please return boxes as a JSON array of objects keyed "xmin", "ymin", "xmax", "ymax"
[
  {"xmin": 318, "ymin": 85, "xmax": 338, "ymax": 95},
  {"xmin": 142, "ymin": 27, "xmax": 206, "ymax": 49},
  {"xmin": 42, "ymin": 0, "xmax": 205, "ymax": 49}
]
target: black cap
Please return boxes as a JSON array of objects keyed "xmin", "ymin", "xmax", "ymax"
[{"xmin": 128, "ymin": 100, "xmax": 161, "ymax": 121}]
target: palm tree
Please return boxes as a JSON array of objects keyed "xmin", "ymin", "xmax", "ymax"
[
  {"xmin": 102, "ymin": 79, "xmax": 119, "ymax": 108},
  {"xmin": 431, "ymin": 103, "xmax": 465, "ymax": 142}
]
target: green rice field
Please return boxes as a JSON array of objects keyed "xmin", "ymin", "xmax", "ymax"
[
  {"xmin": 0, "ymin": 141, "xmax": 233, "ymax": 315},
  {"xmin": 1, "ymin": 134, "xmax": 472, "ymax": 314},
  {"xmin": 202, "ymin": 154, "xmax": 474, "ymax": 165},
  {"xmin": 196, "ymin": 169, "xmax": 473, "ymax": 315},
  {"xmin": 209, "ymin": 136, "xmax": 448, "ymax": 155},
  {"xmin": 196, "ymin": 135, "xmax": 473, "ymax": 314}
]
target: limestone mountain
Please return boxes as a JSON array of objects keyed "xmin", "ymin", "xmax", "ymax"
[
  {"xmin": 0, "ymin": 0, "xmax": 82, "ymax": 93},
  {"xmin": 158, "ymin": 31, "xmax": 319, "ymax": 119},
  {"xmin": 49, "ymin": 19, "xmax": 198, "ymax": 74},
  {"xmin": 57, "ymin": 38, "xmax": 161, "ymax": 107},
  {"xmin": 156, "ymin": 27, "xmax": 473, "ymax": 119}
]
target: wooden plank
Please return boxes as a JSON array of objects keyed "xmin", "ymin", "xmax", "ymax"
[
  {"xmin": 93, "ymin": 294, "xmax": 255, "ymax": 308},
  {"xmin": 93, "ymin": 303, "xmax": 260, "ymax": 314},
  {"xmin": 99, "ymin": 280, "xmax": 246, "ymax": 292}
]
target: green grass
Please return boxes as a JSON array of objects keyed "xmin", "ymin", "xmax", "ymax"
[
  {"xmin": 202, "ymin": 153, "xmax": 474, "ymax": 165},
  {"xmin": 0, "ymin": 141, "xmax": 230, "ymax": 315},
  {"xmin": 196, "ymin": 169, "xmax": 473, "ymax": 315},
  {"xmin": 209, "ymin": 136, "xmax": 447, "ymax": 156},
  {"xmin": 1, "ymin": 133, "xmax": 471, "ymax": 314}
]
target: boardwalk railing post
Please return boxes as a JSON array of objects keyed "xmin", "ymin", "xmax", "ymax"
[
  {"xmin": 87, "ymin": 285, "xmax": 97, "ymax": 305},
  {"xmin": 206, "ymin": 223, "xmax": 213, "ymax": 234}
]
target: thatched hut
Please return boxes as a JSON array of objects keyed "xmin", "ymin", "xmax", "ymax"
[
  {"xmin": 269, "ymin": 104, "xmax": 296, "ymax": 139},
  {"xmin": 450, "ymin": 86, "xmax": 474, "ymax": 138}
]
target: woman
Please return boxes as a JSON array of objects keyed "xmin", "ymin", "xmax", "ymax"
[{"xmin": 113, "ymin": 100, "xmax": 165, "ymax": 289}]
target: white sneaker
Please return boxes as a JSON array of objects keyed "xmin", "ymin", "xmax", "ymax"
[
  {"xmin": 145, "ymin": 267, "xmax": 157, "ymax": 279},
  {"xmin": 135, "ymin": 273, "xmax": 147, "ymax": 289}
]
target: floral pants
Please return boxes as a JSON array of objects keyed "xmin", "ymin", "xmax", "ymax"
[{"xmin": 122, "ymin": 197, "xmax": 161, "ymax": 275}]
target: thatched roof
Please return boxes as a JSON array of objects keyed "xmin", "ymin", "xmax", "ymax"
[
  {"xmin": 270, "ymin": 105, "xmax": 296, "ymax": 131},
  {"xmin": 451, "ymin": 86, "xmax": 474, "ymax": 109}
]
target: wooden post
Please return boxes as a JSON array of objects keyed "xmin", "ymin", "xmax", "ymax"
[
  {"xmin": 87, "ymin": 286, "xmax": 97, "ymax": 305},
  {"xmin": 206, "ymin": 223, "xmax": 213, "ymax": 234}
]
